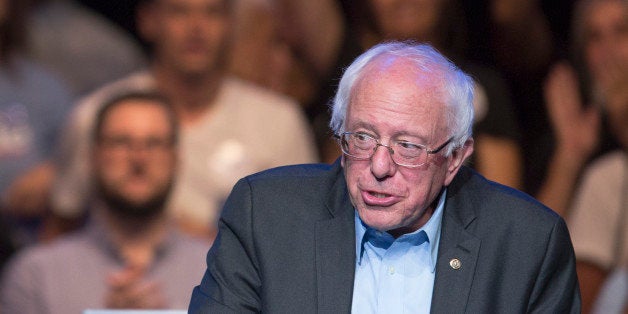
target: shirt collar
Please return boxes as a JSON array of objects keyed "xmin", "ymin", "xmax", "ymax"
[{"xmin": 354, "ymin": 188, "xmax": 447, "ymax": 273}]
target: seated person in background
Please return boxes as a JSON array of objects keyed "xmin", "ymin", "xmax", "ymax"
[
  {"xmin": 567, "ymin": 76, "xmax": 628, "ymax": 312},
  {"xmin": 189, "ymin": 42, "xmax": 580, "ymax": 313},
  {"xmin": 0, "ymin": 92, "xmax": 208, "ymax": 313},
  {"xmin": 0, "ymin": 0, "xmax": 73, "ymax": 244},
  {"xmin": 537, "ymin": 0, "xmax": 625, "ymax": 217},
  {"xmin": 50, "ymin": 0, "xmax": 317, "ymax": 241},
  {"xmin": 541, "ymin": 0, "xmax": 628, "ymax": 312}
]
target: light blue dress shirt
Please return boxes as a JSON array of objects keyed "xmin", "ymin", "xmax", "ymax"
[{"xmin": 351, "ymin": 189, "xmax": 446, "ymax": 314}]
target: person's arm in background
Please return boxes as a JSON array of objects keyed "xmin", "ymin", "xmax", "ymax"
[{"xmin": 536, "ymin": 62, "xmax": 600, "ymax": 217}]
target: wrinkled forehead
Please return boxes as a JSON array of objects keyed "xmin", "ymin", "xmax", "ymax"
[
  {"xmin": 353, "ymin": 54, "xmax": 449, "ymax": 106},
  {"xmin": 364, "ymin": 54, "xmax": 446, "ymax": 87}
]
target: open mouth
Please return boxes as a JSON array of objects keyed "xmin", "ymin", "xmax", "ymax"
[
  {"xmin": 370, "ymin": 191, "xmax": 391, "ymax": 198},
  {"xmin": 362, "ymin": 189, "xmax": 398, "ymax": 207}
]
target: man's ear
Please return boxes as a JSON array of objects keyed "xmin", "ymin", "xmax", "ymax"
[
  {"xmin": 444, "ymin": 138, "xmax": 474, "ymax": 186},
  {"xmin": 136, "ymin": 1, "xmax": 159, "ymax": 43}
]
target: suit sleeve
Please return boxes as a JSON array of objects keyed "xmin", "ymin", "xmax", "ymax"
[
  {"xmin": 527, "ymin": 218, "xmax": 581, "ymax": 313},
  {"xmin": 189, "ymin": 178, "xmax": 262, "ymax": 313}
]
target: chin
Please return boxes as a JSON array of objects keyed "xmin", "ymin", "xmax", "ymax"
[
  {"xmin": 357, "ymin": 207, "xmax": 402, "ymax": 232},
  {"xmin": 99, "ymin": 181, "xmax": 173, "ymax": 218}
]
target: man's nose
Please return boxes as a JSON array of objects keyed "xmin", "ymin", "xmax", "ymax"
[
  {"xmin": 126, "ymin": 142, "xmax": 153, "ymax": 159},
  {"xmin": 370, "ymin": 144, "xmax": 396, "ymax": 179}
]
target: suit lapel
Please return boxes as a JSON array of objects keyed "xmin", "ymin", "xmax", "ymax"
[
  {"xmin": 430, "ymin": 214, "xmax": 480, "ymax": 313},
  {"xmin": 313, "ymin": 164, "xmax": 483, "ymax": 313},
  {"xmin": 315, "ymin": 164, "xmax": 356, "ymax": 314},
  {"xmin": 431, "ymin": 167, "xmax": 481, "ymax": 313}
]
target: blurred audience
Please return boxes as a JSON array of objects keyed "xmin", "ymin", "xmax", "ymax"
[
  {"xmin": 228, "ymin": 0, "xmax": 290, "ymax": 95},
  {"xmin": 76, "ymin": 0, "xmax": 141, "ymax": 41},
  {"xmin": 538, "ymin": 0, "xmax": 628, "ymax": 312},
  {"xmin": 539, "ymin": 0, "xmax": 626, "ymax": 217},
  {"xmin": 464, "ymin": 0, "xmax": 575, "ymax": 195},
  {"xmin": 50, "ymin": 0, "xmax": 317, "ymax": 241},
  {"xmin": 4, "ymin": 3, "xmax": 626, "ymax": 312},
  {"xmin": 313, "ymin": 0, "xmax": 523, "ymax": 189},
  {"xmin": 537, "ymin": 62, "xmax": 601, "ymax": 217},
  {"xmin": 228, "ymin": 0, "xmax": 343, "ymax": 107},
  {"xmin": 0, "ymin": 92, "xmax": 208, "ymax": 313},
  {"xmin": 567, "ymin": 96, "xmax": 627, "ymax": 312},
  {"xmin": 27, "ymin": 0, "xmax": 147, "ymax": 97},
  {"xmin": 0, "ymin": 0, "xmax": 72, "ymax": 244}
]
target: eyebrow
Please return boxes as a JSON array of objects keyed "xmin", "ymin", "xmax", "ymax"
[{"xmin": 349, "ymin": 121, "xmax": 430, "ymax": 143}]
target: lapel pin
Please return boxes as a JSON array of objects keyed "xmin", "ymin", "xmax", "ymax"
[{"xmin": 449, "ymin": 258, "xmax": 462, "ymax": 270}]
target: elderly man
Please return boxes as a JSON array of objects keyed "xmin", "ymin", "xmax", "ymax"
[
  {"xmin": 1, "ymin": 92, "xmax": 208, "ymax": 313},
  {"xmin": 189, "ymin": 42, "xmax": 580, "ymax": 313}
]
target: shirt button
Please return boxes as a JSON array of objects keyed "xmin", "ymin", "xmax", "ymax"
[{"xmin": 388, "ymin": 266, "xmax": 395, "ymax": 275}]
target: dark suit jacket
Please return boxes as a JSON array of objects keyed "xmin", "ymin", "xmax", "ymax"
[{"xmin": 189, "ymin": 161, "xmax": 580, "ymax": 313}]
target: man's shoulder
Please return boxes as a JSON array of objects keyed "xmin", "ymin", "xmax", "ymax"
[
  {"xmin": 228, "ymin": 161, "xmax": 344, "ymax": 204},
  {"xmin": 246, "ymin": 162, "xmax": 339, "ymax": 184},
  {"xmin": 449, "ymin": 167, "xmax": 559, "ymax": 225},
  {"xmin": 221, "ymin": 76, "xmax": 299, "ymax": 111},
  {"xmin": 5, "ymin": 231, "xmax": 95, "ymax": 272},
  {"xmin": 583, "ymin": 150, "xmax": 626, "ymax": 181}
]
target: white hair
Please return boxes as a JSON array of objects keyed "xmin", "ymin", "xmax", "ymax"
[{"xmin": 328, "ymin": 41, "xmax": 475, "ymax": 155}]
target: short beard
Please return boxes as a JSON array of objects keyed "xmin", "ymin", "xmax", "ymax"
[{"xmin": 95, "ymin": 179, "xmax": 173, "ymax": 220}]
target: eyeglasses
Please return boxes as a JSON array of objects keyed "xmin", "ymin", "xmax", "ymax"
[
  {"xmin": 99, "ymin": 136, "xmax": 174, "ymax": 155},
  {"xmin": 337, "ymin": 132, "xmax": 453, "ymax": 168}
]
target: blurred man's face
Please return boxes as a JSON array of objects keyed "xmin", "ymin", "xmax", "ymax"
[
  {"xmin": 93, "ymin": 100, "xmax": 177, "ymax": 217},
  {"xmin": 583, "ymin": 1, "xmax": 628, "ymax": 147},
  {"xmin": 368, "ymin": 0, "xmax": 442, "ymax": 41},
  {"xmin": 341, "ymin": 56, "xmax": 471, "ymax": 237},
  {"xmin": 584, "ymin": 0, "xmax": 628, "ymax": 88},
  {"xmin": 140, "ymin": 0, "xmax": 231, "ymax": 77}
]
